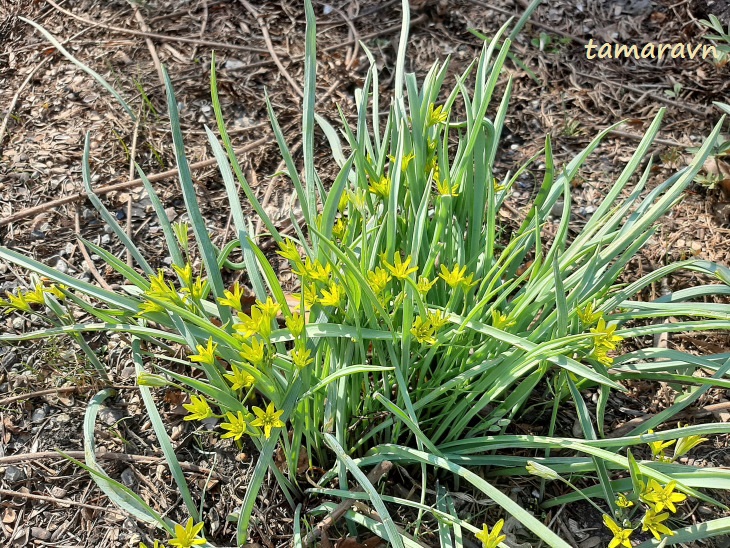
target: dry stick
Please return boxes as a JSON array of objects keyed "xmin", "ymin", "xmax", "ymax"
[
  {"xmin": 607, "ymin": 128, "xmax": 686, "ymax": 148},
  {"xmin": 126, "ymin": 114, "xmax": 142, "ymax": 267},
  {"xmin": 131, "ymin": 3, "xmax": 165, "ymax": 87},
  {"xmin": 0, "ymin": 387, "xmax": 79, "ymax": 407},
  {"xmin": 0, "ymin": 136, "xmax": 270, "ymax": 228},
  {"xmin": 74, "ymin": 207, "xmax": 114, "ymax": 291},
  {"xmin": 190, "ymin": 0, "xmax": 209, "ymax": 61},
  {"xmin": 45, "ymin": 0, "xmax": 268, "ymax": 54},
  {"xmin": 302, "ymin": 461, "xmax": 393, "ymax": 548},
  {"xmin": 239, "ymin": 0, "xmax": 304, "ymax": 101},
  {"xmin": 0, "ymin": 487, "xmax": 126, "ymax": 515},
  {"xmin": 0, "ymin": 451, "xmax": 219, "ymax": 476},
  {"xmin": 330, "ymin": 4, "xmax": 361, "ymax": 69}
]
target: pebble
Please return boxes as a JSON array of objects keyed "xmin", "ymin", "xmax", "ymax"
[
  {"xmin": 101, "ymin": 234, "xmax": 111, "ymax": 245},
  {"xmin": 120, "ymin": 467, "xmax": 137, "ymax": 488},
  {"xmin": 11, "ymin": 317, "xmax": 24, "ymax": 330},
  {"xmin": 98, "ymin": 406, "xmax": 124, "ymax": 426},
  {"xmin": 31, "ymin": 406, "xmax": 47, "ymax": 423},
  {"xmin": 54, "ymin": 413, "xmax": 71, "ymax": 424},
  {"xmin": 30, "ymin": 527, "xmax": 52, "ymax": 540},
  {"xmin": 4, "ymin": 466, "xmax": 26, "ymax": 483},
  {"xmin": 64, "ymin": 242, "xmax": 75, "ymax": 256},
  {"xmin": 103, "ymin": 224, "xmax": 114, "ymax": 234},
  {"xmin": 1, "ymin": 351, "xmax": 19, "ymax": 369},
  {"xmin": 53, "ymin": 259, "xmax": 68, "ymax": 274},
  {"xmin": 550, "ymin": 200, "xmax": 565, "ymax": 218}
]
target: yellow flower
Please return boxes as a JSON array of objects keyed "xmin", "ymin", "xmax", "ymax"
[
  {"xmin": 577, "ymin": 300, "xmax": 602, "ymax": 325},
  {"xmin": 1, "ymin": 291, "xmax": 32, "ymax": 313},
  {"xmin": 427, "ymin": 103, "xmax": 448, "ymax": 126},
  {"xmin": 615, "ymin": 493, "xmax": 634, "ymax": 508},
  {"xmin": 236, "ymin": 307, "xmax": 266, "ymax": 339},
  {"xmin": 303, "ymin": 283, "xmax": 319, "ymax": 308},
  {"xmin": 410, "ymin": 316, "xmax": 436, "ymax": 345},
  {"xmin": 220, "ymin": 410, "xmax": 249, "ymax": 441},
  {"xmin": 290, "ymin": 344, "xmax": 314, "ymax": 369},
  {"xmin": 590, "ymin": 318, "xmax": 623, "ymax": 350},
  {"xmin": 218, "ymin": 281, "xmax": 247, "ymax": 312},
  {"xmin": 293, "ymin": 258, "xmax": 332, "ymax": 284},
  {"xmin": 647, "ymin": 430, "xmax": 676, "ymax": 462},
  {"xmin": 435, "ymin": 176, "xmax": 459, "ymax": 197},
  {"xmin": 240, "ymin": 338, "xmax": 266, "ymax": 368},
  {"xmin": 603, "ymin": 514, "xmax": 633, "ymax": 548},
  {"xmin": 277, "ymin": 239, "xmax": 302, "ymax": 264},
  {"xmin": 138, "ymin": 299, "xmax": 166, "ymax": 315},
  {"xmin": 439, "ymin": 263, "xmax": 475, "ymax": 289},
  {"xmin": 224, "ymin": 363, "xmax": 255, "ymax": 391},
  {"xmin": 168, "ymin": 517, "xmax": 206, "ymax": 547},
  {"xmin": 369, "ymin": 175, "xmax": 391, "ymax": 199},
  {"xmin": 643, "ymin": 480, "xmax": 687, "ymax": 513},
  {"xmin": 591, "ymin": 344, "xmax": 614, "ymax": 366},
  {"xmin": 474, "ymin": 519, "xmax": 506, "ymax": 548},
  {"xmin": 190, "ymin": 338, "xmax": 217, "ymax": 366},
  {"xmin": 367, "ymin": 267, "xmax": 391, "ymax": 294},
  {"xmin": 416, "ymin": 276, "xmax": 437, "ymax": 295},
  {"xmin": 183, "ymin": 276, "xmax": 206, "ymax": 301},
  {"xmin": 642, "ymin": 508, "xmax": 674, "ymax": 540},
  {"xmin": 147, "ymin": 269, "xmax": 178, "ymax": 301},
  {"xmin": 256, "ymin": 297, "xmax": 281, "ymax": 323},
  {"xmin": 388, "ymin": 152, "xmax": 415, "ymax": 171},
  {"xmin": 25, "ymin": 284, "xmax": 47, "ymax": 305},
  {"xmin": 337, "ymin": 192, "xmax": 349, "ymax": 212},
  {"xmin": 286, "ymin": 312, "xmax": 305, "ymax": 338},
  {"xmin": 332, "ymin": 218, "xmax": 347, "ymax": 240},
  {"xmin": 493, "ymin": 177, "xmax": 508, "ymax": 192},
  {"xmin": 382, "ymin": 253, "xmax": 418, "ymax": 280},
  {"xmin": 182, "ymin": 396, "xmax": 214, "ymax": 422},
  {"xmin": 250, "ymin": 402, "xmax": 285, "ymax": 439},
  {"xmin": 427, "ymin": 310, "xmax": 449, "ymax": 330},
  {"xmin": 172, "ymin": 263, "xmax": 193, "ymax": 288},
  {"xmin": 491, "ymin": 310, "xmax": 516, "ymax": 330},
  {"xmin": 319, "ymin": 281, "xmax": 346, "ymax": 308}
]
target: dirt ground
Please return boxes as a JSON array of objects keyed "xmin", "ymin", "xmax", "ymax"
[{"xmin": 1, "ymin": 0, "xmax": 730, "ymax": 546}]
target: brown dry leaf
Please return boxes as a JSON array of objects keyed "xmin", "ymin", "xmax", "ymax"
[
  {"xmin": 336, "ymin": 537, "xmax": 366, "ymax": 548},
  {"xmin": 2, "ymin": 508, "xmax": 16, "ymax": 524},
  {"xmin": 297, "ymin": 444, "xmax": 309, "ymax": 475},
  {"xmin": 163, "ymin": 389, "xmax": 186, "ymax": 406},
  {"xmin": 703, "ymin": 157, "xmax": 730, "ymax": 196}
]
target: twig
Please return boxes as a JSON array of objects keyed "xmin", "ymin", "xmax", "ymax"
[
  {"xmin": 607, "ymin": 128, "xmax": 686, "ymax": 148},
  {"xmin": 126, "ymin": 113, "xmax": 142, "ymax": 267},
  {"xmin": 0, "ymin": 136, "xmax": 270, "ymax": 228},
  {"xmin": 45, "ymin": 0, "xmax": 268, "ymax": 54},
  {"xmin": 0, "ymin": 487, "xmax": 126, "ymax": 515},
  {"xmin": 190, "ymin": 0, "xmax": 209, "ymax": 61},
  {"xmin": 74, "ymin": 207, "xmax": 114, "ymax": 291},
  {"xmin": 0, "ymin": 450, "xmax": 221, "ymax": 477},
  {"xmin": 0, "ymin": 387, "xmax": 78, "ymax": 406},
  {"xmin": 131, "ymin": 2, "xmax": 165, "ymax": 88},
  {"xmin": 239, "ymin": 0, "xmax": 304, "ymax": 100},
  {"xmin": 302, "ymin": 461, "xmax": 393, "ymax": 547}
]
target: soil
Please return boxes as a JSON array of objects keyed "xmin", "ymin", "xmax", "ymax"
[{"xmin": 1, "ymin": 0, "xmax": 729, "ymax": 546}]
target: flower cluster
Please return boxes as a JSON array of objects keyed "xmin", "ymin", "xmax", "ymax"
[
  {"xmin": 588, "ymin": 317, "xmax": 623, "ymax": 366},
  {"xmin": 0, "ymin": 282, "xmax": 66, "ymax": 315}
]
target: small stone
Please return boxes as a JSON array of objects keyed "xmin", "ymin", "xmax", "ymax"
[
  {"xmin": 1, "ymin": 351, "xmax": 19, "ymax": 369},
  {"xmin": 64, "ymin": 242, "xmax": 75, "ymax": 256},
  {"xmin": 120, "ymin": 468, "xmax": 136, "ymax": 488},
  {"xmin": 550, "ymin": 200, "xmax": 565, "ymax": 218},
  {"xmin": 11, "ymin": 317, "xmax": 24, "ymax": 330},
  {"xmin": 50, "ymin": 486, "xmax": 66, "ymax": 498},
  {"xmin": 4, "ymin": 466, "xmax": 25, "ymax": 483},
  {"xmin": 98, "ymin": 406, "xmax": 124, "ymax": 426},
  {"xmin": 101, "ymin": 234, "xmax": 111, "ymax": 245},
  {"xmin": 54, "ymin": 259, "xmax": 68, "ymax": 274},
  {"xmin": 30, "ymin": 527, "xmax": 51, "ymax": 540},
  {"xmin": 31, "ymin": 407, "xmax": 47, "ymax": 423},
  {"xmin": 54, "ymin": 413, "xmax": 71, "ymax": 423}
]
